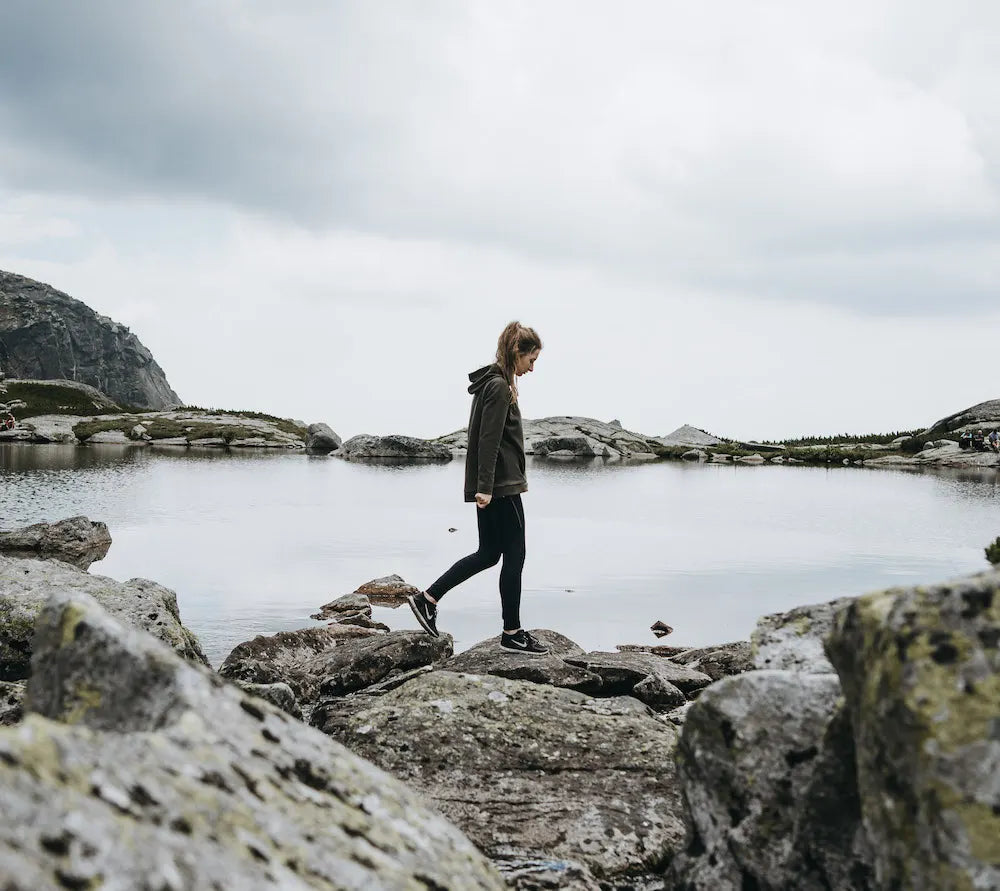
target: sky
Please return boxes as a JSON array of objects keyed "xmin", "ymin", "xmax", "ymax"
[{"xmin": 1, "ymin": 1, "xmax": 998, "ymax": 441}]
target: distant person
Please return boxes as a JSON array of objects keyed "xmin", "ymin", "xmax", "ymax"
[
  {"xmin": 408, "ymin": 321, "xmax": 549, "ymax": 655},
  {"xmin": 989, "ymin": 430, "xmax": 1000, "ymax": 454}
]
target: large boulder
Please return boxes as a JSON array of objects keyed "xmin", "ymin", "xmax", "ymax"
[
  {"xmin": 0, "ymin": 591, "xmax": 505, "ymax": 890},
  {"xmin": 826, "ymin": 569, "xmax": 1000, "ymax": 890},
  {"xmin": 532, "ymin": 435, "xmax": 597, "ymax": 458},
  {"xmin": 305, "ymin": 421, "xmax": 341, "ymax": 453},
  {"xmin": 319, "ymin": 669, "xmax": 686, "ymax": 884},
  {"xmin": 0, "ymin": 515, "xmax": 112, "ymax": 569},
  {"xmin": 668, "ymin": 670, "xmax": 871, "ymax": 890},
  {"xmin": 0, "ymin": 270, "xmax": 181, "ymax": 409},
  {"xmin": 0, "ymin": 555, "xmax": 207, "ymax": 679},
  {"xmin": 751, "ymin": 596, "xmax": 856, "ymax": 673},
  {"xmin": 338, "ymin": 434, "xmax": 452, "ymax": 461}
]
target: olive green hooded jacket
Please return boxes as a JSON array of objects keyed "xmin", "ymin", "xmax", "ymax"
[{"xmin": 464, "ymin": 364, "xmax": 527, "ymax": 502}]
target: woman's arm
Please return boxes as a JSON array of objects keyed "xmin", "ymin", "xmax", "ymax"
[{"xmin": 476, "ymin": 377, "xmax": 510, "ymax": 499}]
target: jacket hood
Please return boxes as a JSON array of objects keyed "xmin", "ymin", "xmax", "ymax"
[{"xmin": 467, "ymin": 363, "xmax": 506, "ymax": 395}]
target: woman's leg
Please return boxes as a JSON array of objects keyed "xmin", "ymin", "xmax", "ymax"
[
  {"xmin": 498, "ymin": 495, "xmax": 526, "ymax": 632},
  {"xmin": 425, "ymin": 501, "xmax": 504, "ymax": 601}
]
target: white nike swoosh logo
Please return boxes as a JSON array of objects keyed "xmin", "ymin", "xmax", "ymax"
[{"xmin": 507, "ymin": 638, "xmax": 529, "ymax": 648}]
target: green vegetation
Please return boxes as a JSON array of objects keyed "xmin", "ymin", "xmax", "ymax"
[
  {"xmin": 177, "ymin": 406, "xmax": 306, "ymax": 437},
  {"xmin": 985, "ymin": 537, "xmax": 1000, "ymax": 566},
  {"xmin": 71, "ymin": 415, "xmax": 302, "ymax": 444},
  {"xmin": 2, "ymin": 382, "xmax": 123, "ymax": 417},
  {"xmin": 761, "ymin": 430, "xmax": 922, "ymax": 447}
]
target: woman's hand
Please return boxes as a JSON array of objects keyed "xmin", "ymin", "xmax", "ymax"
[{"xmin": 475, "ymin": 492, "xmax": 492, "ymax": 509}]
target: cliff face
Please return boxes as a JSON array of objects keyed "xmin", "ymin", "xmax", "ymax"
[{"xmin": 0, "ymin": 271, "xmax": 180, "ymax": 410}]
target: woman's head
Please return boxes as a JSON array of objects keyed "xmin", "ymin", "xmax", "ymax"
[{"xmin": 496, "ymin": 321, "xmax": 542, "ymax": 401}]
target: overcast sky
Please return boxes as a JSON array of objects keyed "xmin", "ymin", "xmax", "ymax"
[{"xmin": 1, "ymin": 1, "xmax": 998, "ymax": 440}]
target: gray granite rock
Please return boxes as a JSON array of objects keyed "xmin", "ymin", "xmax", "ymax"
[
  {"xmin": 339, "ymin": 434, "xmax": 452, "ymax": 461},
  {"xmin": 0, "ymin": 516, "xmax": 112, "ymax": 569},
  {"xmin": 533, "ymin": 435, "xmax": 597, "ymax": 458},
  {"xmin": 1, "ymin": 591, "xmax": 505, "ymax": 890},
  {"xmin": 668, "ymin": 670, "xmax": 859, "ymax": 890},
  {"xmin": 310, "ymin": 591, "xmax": 371, "ymax": 621},
  {"xmin": 319, "ymin": 669, "xmax": 686, "ymax": 882},
  {"xmin": 0, "ymin": 680, "xmax": 24, "ymax": 725},
  {"xmin": 826, "ymin": 568, "xmax": 1000, "ymax": 891},
  {"xmin": 752, "ymin": 596, "xmax": 856, "ymax": 673},
  {"xmin": 672, "ymin": 640, "xmax": 753, "ymax": 682},
  {"xmin": 354, "ymin": 573, "xmax": 421, "ymax": 607},
  {"xmin": 0, "ymin": 555, "xmax": 207, "ymax": 679},
  {"xmin": 305, "ymin": 421, "xmax": 341, "ymax": 453},
  {"xmin": 231, "ymin": 680, "xmax": 302, "ymax": 719},
  {"xmin": 564, "ymin": 650, "xmax": 713, "ymax": 700}
]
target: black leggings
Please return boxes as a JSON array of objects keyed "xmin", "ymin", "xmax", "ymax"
[{"xmin": 426, "ymin": 494, "xmax": 526, "ymax": 631}]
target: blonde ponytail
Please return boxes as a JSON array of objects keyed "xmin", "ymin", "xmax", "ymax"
[{"xmin": 495, "ymin": 321, "xmax": 543, "ymax": 403}]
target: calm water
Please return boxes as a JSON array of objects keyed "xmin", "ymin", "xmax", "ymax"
[{"xmin": 1, "ymin": 443, "xmax": 998, "ymax": 666}]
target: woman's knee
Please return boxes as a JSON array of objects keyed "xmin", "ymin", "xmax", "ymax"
[{"xmin": 476, "ymin": 549, "xmax": 502, "ymax": 568}]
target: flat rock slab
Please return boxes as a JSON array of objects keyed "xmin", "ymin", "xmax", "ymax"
[
  {"xmin": 565, "ymin": 650, "xmax": 712, "ymax": 698},
  {"xmin": 442, "ymin": 630, "xmax": 601, "ymax": 693},
  {"xmin": 0, "ymin": 555, "xmax": 207, "ymax": 680},
  {"xmin": 752, "ymin": 596, "xmax": 857, "ymax": 673},
  {"xmin": 311, "ymin": 591, "xmax": 372, "ymax": 621},
  {"xmin": 320, "ymin": 669, "xmax": 686, "ymax": 882},
  {"xmin": 0, "ymin": 515, "xmax": 111, "ymax": 569},
  {"xmin": 671, "ymin": 640, "xmax": 753, "ymax": 682},
  {"xmin": 0, "ymin": 591, "xmax": 504, "ymax": 890}
]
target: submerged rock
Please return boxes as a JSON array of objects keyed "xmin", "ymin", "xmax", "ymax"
[
  {"xmin": 320, "ymin": 669, "xmax": 686, "ymax": 883},
  {"xmin": 0, "ymin": 515, "xmax": 111, "ymax": 569},
  {"xmin": 826, "ymin": 568, "xmax": 1000, "ymax": 891},
  {"xmin": 1, "ymin": 591, "xmax": 504, "ymax": 890},
  {"xmin": 0, "ymin": 555, "xmax": 207, "ymax": 680}
]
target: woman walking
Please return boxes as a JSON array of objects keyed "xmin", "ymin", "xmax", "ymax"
[{"xmin": 408, "ymin": 321, "xmax": 549, "ymax": 655}]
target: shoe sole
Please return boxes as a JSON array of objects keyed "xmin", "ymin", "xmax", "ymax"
[
  {"xmin": 498, "ymin": 642, "xmax": 549, "ymax": 657},
  {"xmin": 407, "ymin": 595, "xmax": 440, "ymax": 638}
]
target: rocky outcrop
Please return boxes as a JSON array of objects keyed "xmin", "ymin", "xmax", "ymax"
[
  {"xmin": 826, "ymin": 569, "xmax": 1000, "ymax": 890},
  {"xmin": 751, "ymin": 596, "xmax": 855, "ymax": 673},
  {"xmin": 0, "ymin": 555, "xmax": 208, "ymax": 679},
  {"xmin": 0, "ymin": 270, "xmax": 181, "ymax": 409},
  {"xmin": 319, "ymin": 669, "xmax": 686, "ymax": 886},
  {"xmin": 0, "ymin": 516, "xmax": 111, "ymax": 569},
  {"xmin": 670, "ymin": 640, "xmax": 753, "ymax": 682},
  {"xmin": 656, "ymin": 425, "xmax": 724, "ymax": 448},
  {"xmin": 338, "ymin": 434, "xmax": 453, "ymax": 461},
  {"xmin": 436, "ymin": 416, "xmax": 666, "ymax": 461},
  {"xmin": 1, "ymin": 591, "xmax": 504, "ymax": 889}
]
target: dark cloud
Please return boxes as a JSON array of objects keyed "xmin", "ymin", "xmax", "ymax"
[{"xmin": 1, "ymin": 1, "xmax": 999, "ymax": 316}]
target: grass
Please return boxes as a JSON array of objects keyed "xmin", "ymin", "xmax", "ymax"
[
  {"xmin": 1, "ymin": 382, "xmax": 123, "ymax": 417},
  {"xmin": 72, "ymin": 416, "xmax": 300, "ymax": 444},
  {"xmin": 176, "ymin": 406, "xmax": 307, "ymax": 437},
  {"xmin": 759, "ymin": 430, "xmax": 922, "ymax": 446}
]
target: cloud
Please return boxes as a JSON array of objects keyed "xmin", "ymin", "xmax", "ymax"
[{"xmin": 2, "ymin": 1, "xmax": 999, "ymax": 316}]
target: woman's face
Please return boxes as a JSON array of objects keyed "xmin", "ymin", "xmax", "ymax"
[{"xmin": 514, "ymin": 348, "xmax": 541, "ymax": 377}]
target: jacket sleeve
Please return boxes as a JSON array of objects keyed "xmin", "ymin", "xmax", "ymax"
[{"xmin": 476, "ymin": 378, "xmax": 510, "ymax": 494}]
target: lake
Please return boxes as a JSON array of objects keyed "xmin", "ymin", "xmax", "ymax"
[{"xmin": 1, "ymin": 442, "xmax": 998, "ymax": 666}]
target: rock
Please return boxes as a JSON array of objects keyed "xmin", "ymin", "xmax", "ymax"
[
  {"xmin": 354, "ymin": 573, "xmax": 421, "ymax": 607},
  {"xmin": 0, "ymin": 515, "xmax": 112, "ymax": 569},
  {"xmin": 85, "ymin": 429, "xmax": 133, "ymax": 444},
  {"xmin": 661, "ymin": 701, "xmax": 692, "ymax": 727},
  {"xmin": 826, "ymin": 568, "xmax": 1000, "ymax": 890},
  {"xmin": 657, "ymin": 425, "xmax": 724, "ymax": 448},
  {"xmin": 311, "ymin": 591, "xmax": 372, "ymax": 621},
  {"xmin": 320, "ymin": 670, "xmax": 686, "ymax": 882},
  {"xmin": 18, "ymin": 414, "xmax": 79, "ymax": 443},
  {"xmin": 0, "ymin": 270, "xmax": 181, "ymax": 409},
  {"xmin": 736, "ymin": 453, "xmax": 766, "ymax": 464},
  {"xmin": 564, "ymin": 650, "xmax": 712, "ymax": 700},
  {"xmin": 305, "ymin": 421, "xmax": 341, "ymax": 453},
  {"xmin": 681, "ymin": 449, "xmax": 707, "ymax": 461},
  {"xmin": 533, "ymin": 435, "xmax": 596, "ymax": 458},
  {"xmin": 334, "ymin": 613, "xmax": 391, "ymax": 632},
  {"xmin": 314, "ymin": 631, "xmax": 454, "ymax": 698},
  {"xmin": 339, "ymin": 433, "xmax": 452, "ymax": 461},
  {"xmin": 217, "ymin": 624, "xmax": 380, "ymax": 705},
  {"xmin": 0, "ymin": 680, "xmax": 24, "ymax": 725},
  {"xmin": 668, "ymin": 670, "xmax": 862, "ymax": 890},
  {"xmin": 672, "ymin": 640, "xmax": 753, "ymax": 682},
  {"xmin": 752, "ymin": 596, "xmax": 855, "ymax": 673},
  {"xmin": 131, "ymin": 423, "xmax": 147, "ymax": 438},
  {"xmin": 890, "ymin": 435, "xmax": 911, "ymax": 447},
  {"xmin": 231, "ymin": 680, "xmax": 302, "ymax": 719},
  {"xmin": 0, "ymin": 555, "xmax": 208, "ymax": 679},
  {"xmin": 439, "ymin": 630, "xmax": 602, "ymax": 694},
  {"xmin": 617, "ymin": 643, "xmax": 692, "ymax": 658},
  {"xmin": 771, "ymin": 455, "xmax": 786, "ymax": 463},
  {"xmin": 2, "ymin": 591, "xmax": 505, "ymax": 889},
  {"xmin": 709, "ymin": 453, "xmax": 732, "ymax": 463}
]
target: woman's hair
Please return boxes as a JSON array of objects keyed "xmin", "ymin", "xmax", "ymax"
[{"xmin": 495, "ymin": 321, "xmax": 543, "ymax": 403}]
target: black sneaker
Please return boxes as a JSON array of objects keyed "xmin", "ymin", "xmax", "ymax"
[
  {"xmin": 499, "ymin": 629, "xmax": 549, "ymax": 656},
  {"xmin": 408, "ymin": 592, "xmax": 439, "ymax": 637}
]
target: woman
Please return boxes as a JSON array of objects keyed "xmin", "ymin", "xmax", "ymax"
[{"xmin": 408, "ymin": 321, "xmax": 549, "ymax": 655}]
